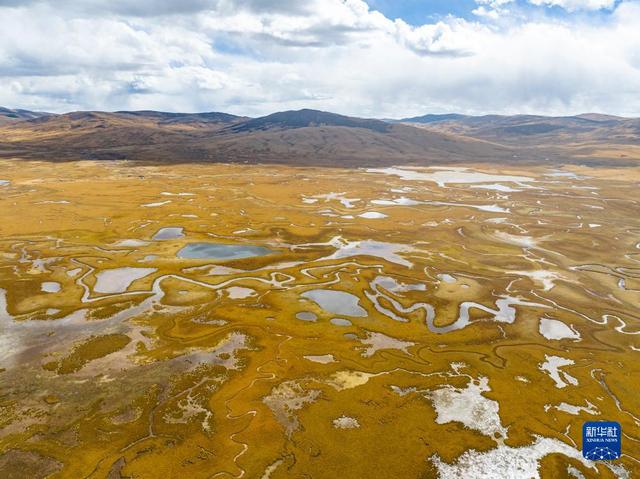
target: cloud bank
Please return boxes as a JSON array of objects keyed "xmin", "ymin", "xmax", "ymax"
[{"xmin": 0, "ymin": 0, "xmax": 638, "ymax": 117}]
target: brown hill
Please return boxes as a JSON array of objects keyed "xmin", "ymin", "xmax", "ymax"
[
  {"xmin": 400, "ymin": 113, "xmax": 640, "ymax": 164},
  {"xmin": 401, "ymin": 113, "xmax": 640, "ymax": 146},
  {"xmin": 0, "ymin": 108, "xmax": 637, "ymax": 166},
  {"xmin": 0, "ymin": 107, "xmax": 53, "ymax": 126},
  {"xmin": 0, "ymin": 109, "xmax": 515, "ymax": 165}
]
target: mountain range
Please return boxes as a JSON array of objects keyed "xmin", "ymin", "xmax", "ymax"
[{"xmin": 0, "ymin": 107, "xmax": 637, "ymax": 167}]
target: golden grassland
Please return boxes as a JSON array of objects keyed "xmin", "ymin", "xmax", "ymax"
[{"xmin": 0, "ymin": 159, "xmax": 639, "ymax": 478}]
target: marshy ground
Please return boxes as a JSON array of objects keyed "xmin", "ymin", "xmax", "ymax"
[{"xmin": 0, "ymin": 159, "xmax": 638, "ymax": 478}]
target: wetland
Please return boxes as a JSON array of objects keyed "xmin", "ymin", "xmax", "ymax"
[{"xmin": 0, "ymin": 159, "xmax": 638, "ymax": 478}]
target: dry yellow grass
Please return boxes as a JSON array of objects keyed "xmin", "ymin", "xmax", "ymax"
[{"xmin": 0, "ymin": 159, "xmax": 638, "ymax": 478}]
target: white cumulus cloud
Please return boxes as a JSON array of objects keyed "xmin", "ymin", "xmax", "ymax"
[
  {"xmin": 0, "ymin": 0, "xmax": 638, "ymax": 117},
  {"xmin": 527, "ymin": 0, "xmax": 618, "ymax": 11}
]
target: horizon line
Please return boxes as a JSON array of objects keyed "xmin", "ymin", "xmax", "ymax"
[{"xmin": 1, "ymin": 106, "xmax": 636, "ymax": 121}]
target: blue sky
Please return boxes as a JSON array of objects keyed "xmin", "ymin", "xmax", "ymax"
[
  {"xmin": 366, "ymin": 0, "xmax": 623, "ymax": 23},
  {"xmin": 0, "ymin": 0, "xmax": 638, "ymax": 117},
  {"xmin": 366, "ymin": 0, "xmax": 482, "ymax": 23}
]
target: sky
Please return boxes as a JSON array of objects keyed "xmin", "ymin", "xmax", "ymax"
[{"xmin": 0, "ymin": 0, "xmax": 638, "ymax": 118}]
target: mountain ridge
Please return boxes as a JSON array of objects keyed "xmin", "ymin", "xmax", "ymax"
[
  {"xmin": 227, "ymin": 109, "xmax": 390, "ymax": 133},
  {"xmin": 0, "ymin": 107, "xmax": 637, "ymax": 167},
  {"xmin": 0, "ymin": 107, "xmax": 54, "ymax": 125}
]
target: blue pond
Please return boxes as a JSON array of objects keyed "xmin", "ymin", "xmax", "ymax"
[{"xmin": 177, "ymin": 243, "xmax": 273, "ymax": 260}]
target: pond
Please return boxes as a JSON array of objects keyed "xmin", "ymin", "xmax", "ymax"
[
  {"xmin": 152, "ymin": 227, "xmax": 185, "ymax": 240},
  {"xmin": 301, "ymin": 289, "xmax": 367, "ymax": 317},
  {"xmin": 177, "ymin": 243, "xmax": 273, "ymax": 260}
]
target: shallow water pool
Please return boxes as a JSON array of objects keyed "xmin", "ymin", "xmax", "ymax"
[{"xmin": 177, "ymin": 243, "xmax": 273, "ymax": 260}]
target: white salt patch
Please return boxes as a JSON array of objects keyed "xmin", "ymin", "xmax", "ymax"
[
  {"xmin": 113, "ymin": 239, "xmax": 149, "ymax": 247},
  {"xmin": 359, "ymin": 331, "xmax": 414, "ymax": 358},
  {"xmin": 311, "ymin": 192, "xmax": 360, "ymax": 208},
  {"xmin": 28, "ymin": 257, "xmax": 58, "ymax": 274},
  {"xmin": 332, "ymin": 416, "xmax": 360, "ymax": 429},
  {"xmin": 324, "ymin": 237, "xmax": 415, "ymax": 268},
  {"xmin": 260, "ymin": 459, "xmax": 284, "ymax": 479},
  {"xmin": 304, "ymin": 354, "xmax": 336, "ymax": 364},
  {"xmin": 367, "ymin": 167, "xmax": 534, "ymax": 188},
  {"xmin": 358, "ymin": 211, "xmax": 388, "ymax": 219},
  {"xmin": 545, "ymin": 401, "xmax": 598, "ymax": 416},
  {"xmin": 539, "ymin": 318, "xmax": 580, "ymax": 341},
  {"xmin": 41, "ymin": 282, "xmax": 61, "ymax": 293},
  {"xmin": 205, "ymin": 265, "xmax": 244, "ymax": 275},
  {"xmin": 428, "ymin": 376, "xmax": 507, "ymax": 441},
  {"xmin": 374, "ymin": 276, "xmax": 426, "ymax": 292},
  {"xmin": 545, "ymin": 171, "xmax": 581, "ymax": 178},
  {"xmin": 161, "ymin": 192, "xmax": 195, "ymax": 196},
  {"xmin": 319, "ymin": 209, "xmax": 337, "ymax": 217},
  {"xmin": 93, "ymin": 267, "xmax": 156, "ymax": 294},
  {"xmin": 142, "ymin": 200, "xmax": 171, "ymax": 207},
  {"xmin": 390, "ymin": 385, "xmax": 418, "ymax": 396},
  {"xmin": 450, "ymin": 362, "xmax": 467, "ymax": 374},
  {"xmin": 263, "ymin": 380, "xmax": 321, "ymax": 436},
  {"xmin": 0, "ymin": 288, "xmax": 10, "ymax": 320},
  {"xmin": 371, "ymin": 197, "xmax": 420, "ymax": 206},
  {"xmin": 431, "ymin": 436, "xmax": 594, "ymax": 479},
  {"xmin": 226, "ymin": 286, "xmax": 257, "ymax": 299},
  {"xmin": 471, "ymin": 183, "xmax": 522, "ymax": 192},
  {"xmin": 37, "ymin": 200, "xmax": 70, "ymax": 204},
  {"xmin": 567, "ymin": 465, "xmax": 587, "ymax": 479},
  {"xmin": 494, "ymin": 231, "xmax": 537, "ymax": 248},
  {"xmin": 539, "ymin": 355, "xmax": 578, "ymax": 389},
  {"xmin": 515, "ymin": 270, "xmax": 561, "ymax": 291},
  {"xmin": 426, "ymin": 201, "xmax": 509, "ymax": 213},
  {"xmin": 390, "ymin": 186, "xmax": 415, "ymax": 193},
  {"xmin": 605, "ymin": 463, "xmax": 630, "ymax": 478}
]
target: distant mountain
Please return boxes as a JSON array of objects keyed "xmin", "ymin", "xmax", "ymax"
[
  {"xmin": 573, "ymin": 113, "xmax": 626, "ymax": 122},
  {"xmin": 0, "ymin": 107, "xmax": 510, "ymax": 165},
  {"xmin": 0, "ymin": 107, "xmax": 637, "ymax": 166},
  {"xmin": 229, "ymin": 109, "xmax": 390, "ymax": 133},
  {"xmin": 0, "ymin": 107, "xmax": 53, "ymax": 125},
  {"xmin": 0, "ymin": 110, "xmax": 245, "ymax": 151},
  {"xmin": 400, "ymin": 112, "xmax": 632, "ymax": 130},
  {"xmin": 401, "ymin": 112, "xmax": 640, "ymax": 150},
  {"xmin": 25, "ymin": 110, "xmax": 244, "ymax": 127},
  {"xmin": 398, "ymin": 113, "xmax": 468, "ymax": 124},
  {"xmin": 114, "ymin": 110, "xmax": 245, "ymax": 125}
]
